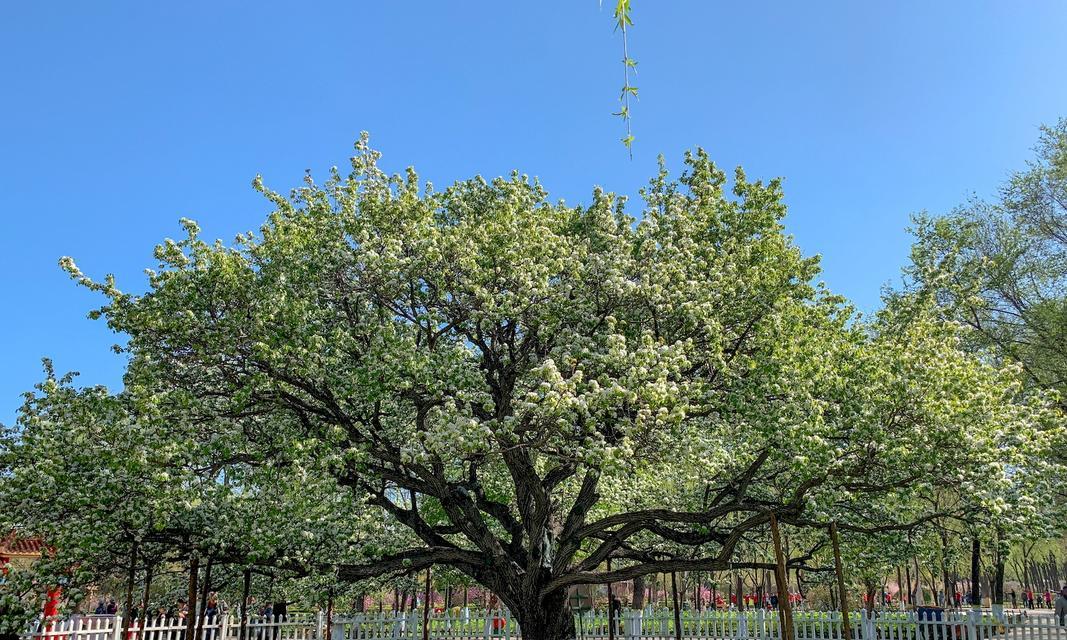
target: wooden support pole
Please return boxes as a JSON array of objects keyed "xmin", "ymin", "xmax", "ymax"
[
  {"xmin": 606, "ymin": 558, "xmax": 616, "ymax": 640},
  {"xmin": 737, "ymin": 573, "xmax": 745, "ymax": 611},
  {"xmin": 422, "ymin": 567, "xmax": 431, "ymax": 640},
  {"xmin": 770, "ymin": 513, "xmax": 795, "ymax": 640},
  {"xmin": 196, "ymin": 556, "xmax": 213, "ymax": 640},
  {"xmin": 671, "ymin": 571, "xmax": 682, "ymax": 640},
  {"xmin": 185, "ymin": 552, "xmax": 200, "ymax": 640},
  {"xmin": 831, "ymin": 523, "xmax": 852, "ymax": 640},
  {"xmin": 239, "ymin": 568, "xmax": 251, "ymax": 640},
  {"xmin": 140, "ymin": 561, "xmax": 154, "ymax": 632},
  {"xmin": 122, "ymin": 540, "xmax": 139, "ymax": 640},
  {"xmin": 326, "ymin": 587, "xmax": 334, "ymax": 640}
]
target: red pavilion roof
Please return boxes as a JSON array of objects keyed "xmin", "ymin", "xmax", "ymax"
[{"xmin": 0, "ymin": 533, "xmax": 44, "ymax": 557}]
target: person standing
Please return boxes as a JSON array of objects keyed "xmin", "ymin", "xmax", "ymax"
[
  {"xmin": 1010, "ymin": 589, "xmax": 1017, "ymax": 609},
  {"xmin": 1055, "ymin": 586, "xmax": 1067, "ymax": 625},
  {"xmin": 610, "ymin": 596, "xmax": 623, "ymax": 635}
]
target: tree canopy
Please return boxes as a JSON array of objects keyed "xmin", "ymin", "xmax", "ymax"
[{"xmin": 2, "ymin": 136, "xmax": 1061, "ymax": 640}]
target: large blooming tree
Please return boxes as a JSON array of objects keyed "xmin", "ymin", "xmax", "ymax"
[{"xmin": 51, "ymin": 138, "xmax": 1057, "ymax": 640}]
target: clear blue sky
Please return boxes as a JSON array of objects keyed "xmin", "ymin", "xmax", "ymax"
[{"xmin": 1, "ymin": 2, "xmax": 1065, "ymax": 424}]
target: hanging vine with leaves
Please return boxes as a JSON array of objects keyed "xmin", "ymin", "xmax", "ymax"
[{"xmin": 612, "ymin": 0, "xmax": 637, "ymax": 157}]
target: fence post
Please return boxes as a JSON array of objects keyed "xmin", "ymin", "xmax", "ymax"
[
  {"xmin": 219, "ymin": 615, "xmax": 229, "ymax": 640},
  {"xmin": 965, "ymin": 609, "xmax": 978, "ymax": 640},
  {"xmin": 628, "ymin": 609, "xmax": 643, "ymax": 640},
  {"xmin": 112, "ymin": 616, "xmax": 122, "ymax": 640}
]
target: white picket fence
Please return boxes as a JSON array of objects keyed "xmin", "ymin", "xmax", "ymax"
[
  {"xmin": 22, "ymin": 609, "xmax": 1067, "ymax": 640},
  {"xmin": 24, "ymin": 613, "xmax": 320, "ymax": 640}
]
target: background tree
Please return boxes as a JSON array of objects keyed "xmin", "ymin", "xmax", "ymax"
[{"xmin": 907, "ymin": 119, "xmax": 1067, "ymax": 408}]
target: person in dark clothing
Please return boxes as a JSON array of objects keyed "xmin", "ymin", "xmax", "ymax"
[
  {"xmin": 1055, "ymin": 587, "xmax": 1067, "ymax": 625},
  {"xmin": 610, "ymin": 597, "xmax": 623, "ymax": 634}
]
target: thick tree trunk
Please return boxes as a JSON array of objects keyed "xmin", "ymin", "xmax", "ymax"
[
  {"xmin": 632, "ymin": 575, "xmax": 646, "ymax": 609},
  {"xmin": 865, "ymin": 582, "xmax": 877, "ymax": 614},
  {"xmin": 971, "ymin": 538, "xmax": 981, "ymax": 607},
  {"xmin": 513, "ymin": 590, "xmax": 574, "ymax": 640}
]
